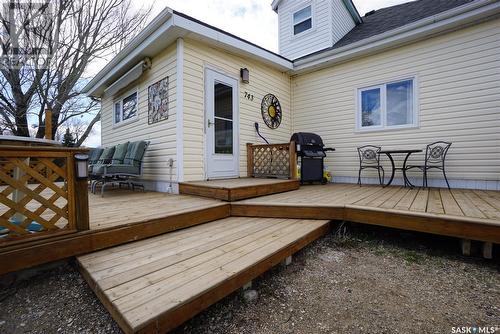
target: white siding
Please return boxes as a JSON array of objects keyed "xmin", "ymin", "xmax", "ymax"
[
  {"xmin": 100, "ymin": 43, "xmax": 178, "ymax": 183},
  {"xmin": 277, "ymin": 0, "xmax": 355, "ymax": 60},
  {"xmin": 183, "ymin": 39, "xmax": 292, "ymax": 181},
  {"xmin": 331, "ymin": 0, "xmax": 356, "ymax": 44},
  {"xmin": 292, "ymin": 19, "xmax": 500, "ymax": 189}
]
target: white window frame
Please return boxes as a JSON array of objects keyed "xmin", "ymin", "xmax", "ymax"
[
  {"xmin": 291, "ymin": 2, "xmax": 314, "ymax": 38},
  {"xmin": 356, "ymin": 77, "xmax": 419, "ymax": 132},
  {"xmin": 113, "ymin": 88, "xmax": 139, "ymax": 128}
]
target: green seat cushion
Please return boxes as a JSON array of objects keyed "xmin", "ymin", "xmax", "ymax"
[
  {"xmin": 124, "ymin": 141, "xmax": 148, "ymax": 167},
  {"xmin": 93, "ymin": 164, "xmax": 140, "ymax": 175},
  {"xmin": 111, "ymin": 142, "xmax": 129, "ymax": 164},
  {"xmin": 99, "ymin": 146, "xmax": 115, "ymax": 164},
  {"xmin": 89, "ymin": 148, "xmax": 103, "ymax": 164}
]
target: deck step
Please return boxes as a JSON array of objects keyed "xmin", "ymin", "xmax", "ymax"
[
  {"xmin": 77, "ymin": 217, "xmax": 329, "ymax": 333},
  {"xmin": 179, "ymin": 178, "xmax": 300, "ymax": 201}
]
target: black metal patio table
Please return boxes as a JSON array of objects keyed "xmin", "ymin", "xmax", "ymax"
[{"xmin": 379, "ymin": 149, "xmax": 422, "ymax": 188}]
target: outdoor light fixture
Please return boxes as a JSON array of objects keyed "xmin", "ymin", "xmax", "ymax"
[
  {"xmin": 240, "ymin": 68, "xmax": 249, "ymax": 83},
  {"xmin": 74, "ymin": 153, "xmax": 89, "ymax": 179}
]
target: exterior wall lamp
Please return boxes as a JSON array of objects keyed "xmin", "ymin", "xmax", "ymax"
[
  {"xmin": 240, "ymin": 68, "xmax": 249, "ymax": 84},
  {"xmin": 74, "ymin": 153, "xmax": 89, "ymax": 179}
]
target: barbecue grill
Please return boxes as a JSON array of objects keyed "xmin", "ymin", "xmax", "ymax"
[{"xmin": 290, "ymin": 132, "xmax": 335, "ymax": 184}]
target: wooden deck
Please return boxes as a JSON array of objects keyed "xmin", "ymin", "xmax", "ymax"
[
  {"xmin": 89, "ymin": 190, "xmax": 224, "ymax": 230},
  {"xmin": 231, "ymin": 184, "xmax": 500, "ymax": 243},
  {"xmin": 0, "ymin": 190, "xmax": 229, "ymax": 274},
  {"xmin": 77, "ymin": 217, "xmax": 330, "ymax": 334},
  {"xmin": 179, "ymin": 178, "xmax": 300, "ymax": 201}
]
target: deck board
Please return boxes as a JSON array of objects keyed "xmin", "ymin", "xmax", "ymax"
[
  {"xmin": 232, "ymin": 184, "xmax": 500, "ymax": 243},
  {"xmin": 179, "ymin": 178, "xmax": 300, "ymax": 201},
  {"xmin": 88, "ymin": 191, "xmax": 222, "ymax": 230},
  {"xmin": 77, "ymin": 217, "xmax": 329, "ymax": 333}
]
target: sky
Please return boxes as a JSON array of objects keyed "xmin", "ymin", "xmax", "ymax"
[
  {"xmin": 85, "ymin": 0, "xmax": 411, "ymax": 146},
  {"xmin": 134, "ymin": 0, "xmax": 411, "ymax": 53}
]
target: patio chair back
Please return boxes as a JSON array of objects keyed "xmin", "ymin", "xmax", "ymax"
[
  {"xmin": 89, "ymin": 147, "xmax": 103, "ymax": 165},
  {"xmin": 124, "ymin": 141, "xmax": 149, "ymax": 168},
  {"xmin": 424, "ymin": 141, "xmax": 451, "ymax": 167},
  {"xmin": 98, "ymin": 146, "xmax": 115, "ymax": 164},
  {"xmin": 357, "ymin": 145, "xmax": 382, "ymax": 166}
]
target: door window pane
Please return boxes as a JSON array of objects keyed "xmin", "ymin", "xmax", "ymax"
[
  {"xmin": 361, "ymin": 88, "xmax": 381, "ymax": 127},
  {"xmin": 215, "ymin": 118, "xmax": 233, "ymax": 154},
  {"xmin": 214, "ymin": 83, "xmax": 232, "ymax": 120},
  {"xmin": 387, "ymin": 80, "xmax": 413, "ymax": 126}
]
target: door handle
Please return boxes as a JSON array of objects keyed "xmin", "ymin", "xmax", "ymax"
[{"xmin": 207, "ymin": 119, "xmax": 214, "ymax": 128}]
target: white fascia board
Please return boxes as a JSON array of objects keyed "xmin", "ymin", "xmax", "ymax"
[
  {"xmin": 82, "ymin": 8, "xmax": 174, "ymax": 96},
  {"xmin": 293, "ymin": 0, "xmax": 500, "ymax": 73},
  {"xmin": 271, "ymin": 0, "xmax": 281, "ymax": 12},
  {"xmin": 171, "ymin": 13, "xmax": 293, "ymax": 71}
]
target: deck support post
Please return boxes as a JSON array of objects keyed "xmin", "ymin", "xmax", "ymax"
[
  {"xmin": 281, "ymin": 255, "xmax": 292, "ymax": 267},
  {"xmin": 482, "ymin": 242, "xmax": 493, "ymax": 259},
  {"xmin": 461, "ymin": 239, "xmax": 471, "ymax": 256}
]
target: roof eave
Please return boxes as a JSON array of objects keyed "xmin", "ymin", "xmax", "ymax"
[
  {"xmin": 293, "ymin": 0, "xmax": 500, "ymax": 73},
  {"xmin": 83, "ymin": 10, "xmax": 293, "ymax": 97},
  {"xmin": 82, "ymin": 8, "xmax": 174, "ymax": 96},
  {"xmin": 271, "ymin": 0, "xmax": 280, "ymax": 12}
]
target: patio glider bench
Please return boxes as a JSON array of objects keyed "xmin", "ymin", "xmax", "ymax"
[{"xmin": 90, "ymin": 141, "xmax": 149, "ymax": 196}]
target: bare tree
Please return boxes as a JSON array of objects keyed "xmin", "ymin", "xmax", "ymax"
[{"xmin": 0, "ymin": 0, "xmax": 150, "ymax": 143}]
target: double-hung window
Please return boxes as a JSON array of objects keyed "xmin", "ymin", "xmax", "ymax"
[
  {"xmin": 357, "ymin": 78, "xmax": 417, "ymax": 131},
  {"xmin": 114, "ymin": 91, "xmax": 138, "ymax": 125},
  {"xmin": 293, "ymin": 5, "xmax": 312, "ymax": 35}
]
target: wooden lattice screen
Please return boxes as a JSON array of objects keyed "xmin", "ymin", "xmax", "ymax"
[
  {"xmin": 247, "ymin": 142, "xmax": 297, "ymax": 179},
  {"xmin": 0, "ymin": 146, "xmax": 89, "ymax": 244}
]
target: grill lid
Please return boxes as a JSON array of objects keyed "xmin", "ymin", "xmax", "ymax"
[{"xmin": 290, "ymin": 132, "xmax": 324, "ymax": 147}]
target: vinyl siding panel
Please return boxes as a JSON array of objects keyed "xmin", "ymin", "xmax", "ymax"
[
  {"xmin": 278, "ymin": 0, "xmax": 355, "ymax": 60},
  {"xmin": 183, "ymin": 39, "xmax": 292, "ymax": 181},
  {"xmin": 331, "ymin": 0, "xmax": 356, "ymax": 44},
  {"xmin": 100, "ymin": 43, "xmax": 178, "ymax": 182},
  {"xmin": 292, "ymin": 19, "xmax": 500, "ymax": 185}
]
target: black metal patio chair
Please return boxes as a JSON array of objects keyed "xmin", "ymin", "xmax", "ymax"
[
  {"xmin": 357, "ymin": 145, "xmax": 384, "ymax": 186},
  {"xmin": 406, "ymin": 141, "xmax": 452, "ymax": 189}
]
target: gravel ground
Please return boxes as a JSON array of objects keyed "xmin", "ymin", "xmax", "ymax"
[{"xmin": 1, "ymin": 223, "xmax": 499, "ymax": 334}]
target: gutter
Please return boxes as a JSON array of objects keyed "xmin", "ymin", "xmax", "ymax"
[{"xmin": 293, "ymin": 0, "xmax": 500, "ymax": 73}]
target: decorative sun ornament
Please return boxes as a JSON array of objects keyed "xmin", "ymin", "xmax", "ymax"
[{"xmin": 261, "ymin": 93, "xmax": 282, "ymax": 129}]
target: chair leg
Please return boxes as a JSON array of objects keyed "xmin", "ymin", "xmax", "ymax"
[
  {"xmin": 443, "ymin": 170, "xmax": 450, "ymax": 190},
  {"xmin": 377, "ymin": 168, "xmax": 382, "ymax": 186},
  {"xmin": 357, "ymin": 168, "xmax": 362, "ymax": 186}
]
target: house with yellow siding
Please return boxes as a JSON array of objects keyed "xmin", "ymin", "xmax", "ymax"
[{"xmin": 83, "ymin": 0, "xmax": 500, "ymax": 192}]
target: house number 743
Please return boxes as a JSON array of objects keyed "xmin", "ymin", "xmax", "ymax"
[{"xmin": 244, "ymin": 92, "xmax": 254, "ymax": 101}]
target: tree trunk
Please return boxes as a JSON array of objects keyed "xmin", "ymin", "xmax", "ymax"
[{"xmin": 76, "ymin": 112, "xmax": 101, "ymax": 147}]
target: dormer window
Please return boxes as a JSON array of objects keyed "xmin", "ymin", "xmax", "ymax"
[{"xmin": 293, "ymin": 5, "xmax": 312, "ymax": 35}]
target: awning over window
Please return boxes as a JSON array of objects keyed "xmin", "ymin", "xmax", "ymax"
[{"xmin": 104, "ymin": 58, "xmax": 151, "ymax": 97}]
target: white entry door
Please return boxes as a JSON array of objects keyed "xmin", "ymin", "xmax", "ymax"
[{"xmin": 205, "ymin": 69, "xmax": 239, "ymax": 179}]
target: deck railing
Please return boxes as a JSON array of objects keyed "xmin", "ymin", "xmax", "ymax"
[
  {"xmin": 0, "ymin": 145, "xmax": 89, "ymax": 245},
  {"xmin": 246, "ymin": 142, "xmax": 297, "ymax": 179}
]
